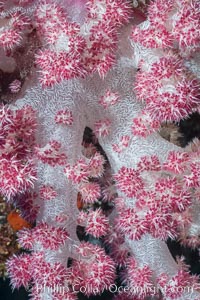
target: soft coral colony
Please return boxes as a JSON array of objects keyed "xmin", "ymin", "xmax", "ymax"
[{"xmin": 1, "ymin": 0, "xmax": 200, "ymax": 299}]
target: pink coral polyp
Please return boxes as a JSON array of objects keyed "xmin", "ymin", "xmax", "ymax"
[{"xmin": 115, "ymin": 166, "xmax": 144, "ymax": 198}]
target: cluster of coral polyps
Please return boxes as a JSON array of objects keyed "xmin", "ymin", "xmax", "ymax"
[{"xmin": 1, "ymin": 0, "xmax": 200, "ymax": 299}]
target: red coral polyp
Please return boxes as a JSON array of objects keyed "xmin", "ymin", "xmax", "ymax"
[
  {"xmin": 114, "ymin": 166, "xmax": 144, "ymax": 198},
  {"xmin": 0, "ymin": 158, "xmax": 36, "ymax": 199},
  {"xmin": 35, "ymin": 140, "xmax": 67, "ymax": 166}
]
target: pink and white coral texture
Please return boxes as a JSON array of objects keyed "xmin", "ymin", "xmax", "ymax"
[{"xmin": 1, "ymin": 0, "xmax": 200, "ymax": 299}]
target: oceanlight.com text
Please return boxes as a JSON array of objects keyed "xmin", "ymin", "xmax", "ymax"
[{"xmin": 35, "ymin": 283, "xmax": 196, "ymax": 295}]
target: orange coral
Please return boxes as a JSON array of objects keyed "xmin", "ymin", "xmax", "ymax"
[
  {"xmin": 7, "ymin": 210, "xmax": 32, "ymax": 231},
  {"xmin": 77, "ymin": 192, "xmax": 84, "ymax": 210}
]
